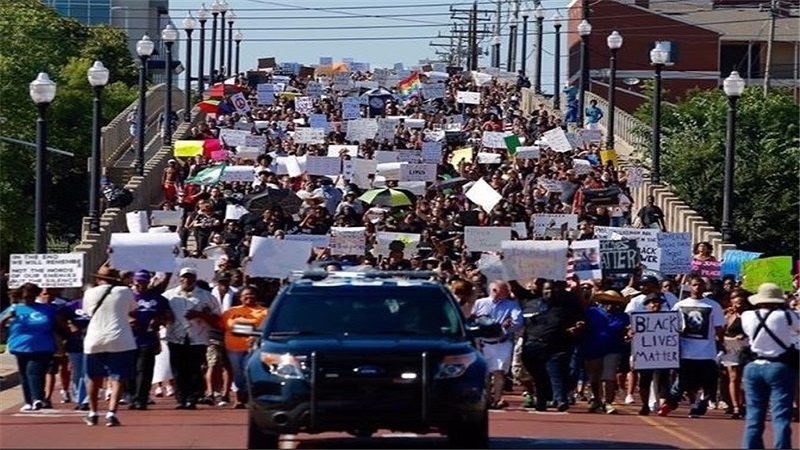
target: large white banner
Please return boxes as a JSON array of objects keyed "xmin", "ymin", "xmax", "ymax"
[
  {"xmin": 501, "ymin": 240, "xmax": 569, "ymax": 282},
  {"xmin": 109, "ymin": 232, "xmax": 181, "ymax": 273},
  {"xmin": 464, "ymin": 227, "xmax": 512, "ymax": 252},
  {"xmin": 9, "ymin": 253, "xmax": 85, "ymax": 288},
  {"xmin": 247, "ymin": 236, "xmax": 312, "ymax": 278}
]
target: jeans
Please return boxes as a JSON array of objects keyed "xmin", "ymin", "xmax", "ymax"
[
  {"xmin": 67, "ymin": 352, "xmax": 87, "ymax": 405},
  {"xmin": 522, "ymin": 347, "xmax": 572, "ymax": 407},
  {"xmin": 227, "ymin": 350, "xmax": 249, "ymax": 402},
  {"xmin": 128, "ymin": 346, "xmax": 157, "ymax": 405},
  {"xmin": 14, "ymin": 352, "xmax": 53, "ymax": 406},
  {"xmin": 742, "ymin": 361, "xmax": 797, "ymax": 449},
  {"xmin": 168, "ymin": 343, "xmax": 206, "ymax": 405}
]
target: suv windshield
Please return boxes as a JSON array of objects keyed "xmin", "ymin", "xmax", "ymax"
[{"xmin": 268, "ymin": 285, "xmax": 464, "ymax": 338}]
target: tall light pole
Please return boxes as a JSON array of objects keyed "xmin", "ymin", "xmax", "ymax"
[
  {"xmin": 182, "ymin": 14, "xmax": 196, "ymax": 122},
  {"xmin": 492, "ymin": 34, "xmax": 500, "ymax": 69},
  {"xmin": 234, "ymin": 29, "xmax": 243, "ymax": 75},
  {"xmin": 162, "ymin": 23, "xmax": 178, "ymax": 146},
  {"xmin": 520, "ymin": 8, "xmax": 529, "ymax": 77},
  {"xmin": 577, "ymin": 19, "xmax": 592, "ymax": 128},
  {"xmin": 721, "ymin": 71, "xmax": 745, "ymax": 243},
  {"xmin": 533, "ymin": 4, "xmax": 544, "ymax": 93},
  {"xmin": 87, "ymin": 61, "xmax": 109, "ymax": 233},
  {"xmin": 507, "ymin": 17, "xmax": 517, "ymax": 72},
  {"xmin": 197, "ymin": 4, "xmax": 209, "ymax": 96},
  {"xmin": 29, "ymin": 72, "xmax": 57, "ymax": 253},
  {"xmin": 552, "ymin": 11, "xmax": 562, "ymax": 110},
  {"xmin": 605, "ymin": 31, "xmax": 623, "ymax": 150},
  {"xmin": 226, "ymin": 9, "xmax": 235, "ymax": 78},
  {"xmin": 650, "ymin": 41, "xmax": 669, "ymax": 185},
  {"xmin": 210, "ymin": 0, "xmax": 220, "ymax": 84},
  {"xmin": 219, "ymin": 0, "xmax": 229, "ymax": 75},
  {"xmin": 135, "ymin": 35, "xmax": 154, "ymax": 176}
]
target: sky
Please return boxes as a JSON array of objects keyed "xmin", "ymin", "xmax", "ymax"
[{"xmin": 166, "ymin": 0, "xmax": 573, "ymax": 95}]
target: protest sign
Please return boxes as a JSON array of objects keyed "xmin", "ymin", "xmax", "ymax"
[
  {"xmin": 450, "ymin": 147, "xmax": 473, "ymax": 169},
  {"xmin": 464, "ymin": 226, "xmax": 511, "ymax": 252},
  {"xmin": 327, "ymin": 145, "xmax": 358, "ymax": 158},
  {"xmin": 150, "ymin": 210, "xmax": 183, "ymax": 227},
  {"xmin": 219, "ymin": 165, "xmax": 256, "ymax": 183},
  {"xmin": 333, "ymin": 72, "xmax": 353, "ymax": 91},
  {"xmin": 248, "ymin": 236, "xmax": 311, "ymax": 278},
  {"xmin": 344, "ymin": 158, "xmax": 377, "ymax": 187},
  {"xmin": 308, "ymin": 114, "xmax": 328, "ymax": 130},
  {"xmin": 319, "ymin": 56, "xmax": 333, "ymax": 66},
  {"xmin": 230, "ymin": 92, "xmax": 250, "ymax": 114},
  {"xmin": 225, "ymin": 204, "xmax": 249, "ymax": 222},
  {"xmin": 594, "ymin": 227, "xmax": 661, "ymax": 271},
  {"xmin": 581, "ymin": 128, "xmax": 602, "ymax": 144},
  {"xmin": 514, "ymin": 146, "xmax": 540, "ymax": 159},
  {"xmin": 374, "ymin": 232, "xmax": 420, "ymax": 258},
  {"xmin": 422, "ymin": 83, "xmax": 446, "ymax": 100},
  {"xmin": 345, "ymin": 119, "xmax": 378, "ymax": 142},
  {"xmin": 600, "ymin": 239, "xmax": 640, "ymax": 275},
  {"xmin": 376, "ymin": 162, "xmax": 404, "ymax": 181},
  {"xmin": 396, "ymin": 150, "xmax": 422, "ymax": 163},
  {"xmin": 542, "ymin": 128, "xmax": 573, "ymax": 152},
  {"xmin": 481, "ymin": 131, "xmax": 512, "ymax": 149},
  {"xmin": 109, "ymin": 232, "xmax": 181, "ymax": 273},
  {"xmin": 504, "ymin": 135, "xmax": 521, "ymax": 155},
  {"xmin": 465, "ymin": 178, "xmax": 502, "ymax": 213},
  {"xmin": 478, "ymin": 253, "xmax": 506, "ymax": 283},
  {"xmin": 8, "ymin": 253, "xmax": 85, "ymax": 288},
  {"xmin": 219, "ymin": 129, "xmax": 248, "ymax": 147},
  {"xmin": 294, "ymin": 128, "xmax": 326, "ymax": 144},
  {"xmin": 256, "ymin": 83, "xmax": 275, "ymax": 105},
  {"xmin": 126, "ymin": 211, "xmax": 149, "ymax": 233},
  {"xmin": 174, "ymin": 140, "xmax": 205, "ymax": 157},
  {"xmin": 341, "ymin": 98, "xmax": 361, "ymax": 120},
  {"xmin": 571, "ymin": 239, "xmax": 602, "ymax": 280},
  {"xmin": 284, "ymin": 234, "xmax": 330, "ymax": 248},
  {"xmin": 275, "ymin": 155, "xmax": 304, "ymax": 178},
  {"xmin": 531, "ymin": 214, "xmax": 578, "ymax": 238},
  {"xmin": 329, "ymin": 227, "xmax": 366, "ymax": 255},
  {"xmin": 741, "ymin": 256, "xmax": 794, "ymax": 292},
  {"xmin": 657, "ymin": 232, "xmax": 692, "ymax": 274},
  {"xmin": 305, "ymin": 156, "xmax": 341, "ymax": 176},
  {"xmin": 501, "ymin": 240, "xmax": 569, "ymax": 282},
  {"xmin": 720, "ymin": 249, "xmax": 763, "ymax": 278},
  {"xmin": 572, "ymin": 159, "xmax": 593, "ymax": 175},
  {"xmin": 627, "ymin": 166, "xmax": 644, "ymax": 189},
  {"xmin": 400, "ymin": 163, "xmax": 437, "ymax": 182},
  {"xmin": 511, "ymin": 222, "xmax": 528, "ymax": 239},
  {"xmin": 173, "ymin": 258, "xmax": 216, "ymax": 283},
  {"xmin": 630, "ymin": 312, "xmax": 681, "ymax": 370},
  {"xmin": 421, "ymin": 141, "xmax": 443, "ymax": 164},
  {"xmin": 600, "ymin": 149, "xmax": 619, "ymax": 167},
  {"xmin": 295, "ymin": 96, "xmax": 314, "ymax": 115},
  {"xmin": 258, "ymin": 57, "xmax": 276, "ymax": 69},
  {"xmin": 690, "ymin": 259, "xmax": 721, "ymax": 278},
  {"xmin": 537, "ymin": 178, "xmax": 563, "ymax": 193},
  {"xmin": 456, "ymin": 91, "xmax": 481, "ymax": 104},
  {"xmin": 477, "ymin": 152, "xmax": 502, "ymax": 164}
]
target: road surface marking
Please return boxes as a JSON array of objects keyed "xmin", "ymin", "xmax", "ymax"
[
  {"xmin": 636, "ymin": 414, "xmax": 709, "ymax": 449},
  {"xmin": 380, "ymin": 432, "xmax": 419, "ymax": 438}
]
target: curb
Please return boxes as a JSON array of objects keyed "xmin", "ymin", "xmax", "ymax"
[{"xmin": 0, "ymin": 371, "xmax": 20, "ymax": 391}]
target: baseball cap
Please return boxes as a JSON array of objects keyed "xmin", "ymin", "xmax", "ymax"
[
  {"xmin": 215, "ymin": 271, "xmax": 232, "ymax": 282},
  {"xmin": 179, "ymin": 267, "xmax": 198, "ymax": 277},
  {"xmin": 639, "ymin": 275, "xmax": 660, "ymax": 285},
  {"xmin": 133, "ymin": 270, "xmax": 152, "ymax": 282}
]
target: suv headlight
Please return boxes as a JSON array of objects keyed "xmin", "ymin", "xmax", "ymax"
[
  {"xmin": 259, "ymin": 352, "xmax": 305, "ymax": 379},
  {"xmin": 435, "ymin": 353, "xmax": 477, "ymax": 379}
]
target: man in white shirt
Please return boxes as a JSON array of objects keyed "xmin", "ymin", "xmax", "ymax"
[
  {"xmin": 664, "ymin": 276, "xmax": 725, "ymax": 418},
  {"xmin": 204, "ymin": 271, "xmax": 239, "ymax": 406},
  {"xmin": 163, "ymin": 268, "xmax": 221, "ymax": 409},
  {"xmin": 625, "ymin": 275, "xmax": 678, "ymax": 315}
]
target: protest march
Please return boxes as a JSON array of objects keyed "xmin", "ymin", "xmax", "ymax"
[{"xmin": 3, "ymin": 58, "xmax": 798, "ymax": 440}]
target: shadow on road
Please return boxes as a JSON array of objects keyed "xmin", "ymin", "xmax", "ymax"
[{"xmin": 290, "ymin": 436, "xmax": 680, "ymax": 449}]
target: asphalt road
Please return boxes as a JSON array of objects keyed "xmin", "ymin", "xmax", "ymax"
[{"xmin": 2, "ymin": 385, "xmax": 793, "ymax": 449}]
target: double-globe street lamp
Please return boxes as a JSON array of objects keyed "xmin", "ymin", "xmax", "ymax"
[
  {"xmin": 219, "ymin": 0, "xmax": 229, "ymax": 76},
  {"xmin": 650, "ymin": 41, "xmax": 669, "ymax": 184},
  {"xmin": 552, "ymin": 11, "xmax": 562, "ymax": 110},
  {"xmin": 210, "ymin": 0, "xmax": 221, "ymax": 84},
  {"xmin": 234, "ymin": 30, "xmax": 243, "ymax": 75},
  {"xmin": 29, "ymin": 73, "xmax": 57, "ymax": 253},
  {"xmin": 162, "ymin": 24, "xmax": 178, "ymax": 146},
  {"xmin": 87, "ymin": 61, "xmax": 109, "ymax": 233},
  {"xmin": 135, "ymin": 35, "xmax": 155, "ymax": 176},
  {"xmin": 721, "ymin": 71, "xmax": 745, "ymax": 243},
  {"xmin": 227, "ymin": 10, "xmax": 236, "ymax": 77},
  {"xmin": 577, "ymin": 19, "xmax": 592, "ymax": 127},
  {"xmin": 521, "ymin": 8, "xmax": 529, "ymax": 77},
  {"xmin": 533, "ymin": 4, "xmax": 544, "ymax": 94},
  {"xmin": 197, "ymin": 4, "xmax": 209, "ymax": 96},
  {"xmin": 183, "ymin": 14, "xmax": 196, "ymax": 122},
  {"xmin": 606, "ymin": 31, "xmax": 623, "ymax": 150},
  {"xmin": 507, "ymin": 16, "xmax": 517, "ymax": 72}
]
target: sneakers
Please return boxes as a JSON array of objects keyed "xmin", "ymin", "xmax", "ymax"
[
  {"xmin": 638, "ymin": 406, "xmax": 651, "ymax": 416},
  {"xmin": 165, "ymin": 386, "xmax": 175, "ymax": 397},
  {"xmin": 588, "ymin": 401, "xmax": 604, "ymax": 413},
  {"xmin": 521, "ymin": 392, "xmax": 534, "ymax": 409},
  {"xmin": 19, "ymin": 404, "xmax": 34, "ymax": 412},
  {"xmin": 84, "ymin": 414, "xmax": 99, "ymax": 426},
  {"xmin": 74, "ymin": 403, "xmax": 90, "ymax": 411},
  {"xmin": 217, "ymin": 396, "xmax": 231, "ymax": 407},
  {"xmin": 32, "ymin": 400, "xmax": 44, "ymax": 411},
  {"xmin": 657, "ymin": 403, "xmax": 672, "ymax": 417},
  {"xmin": 605, "ymin": 404, "xmax": 618, "ymax": 415},
  {"xmin": 154, "ymin": 387, "xmax": 165, "ymax": 398},
  {"xmin": 688, "ymin": 407, "xmax": 701, "ymax": 418},
  {"xmin": 199, "ymin": 395, "xmax": 215, "ymax": 406},
  {"xmin": 624, "ymin": 394, "xmax": 635, "ymax": 405},
  {"xmin": 556, "ymin": 403, "xmax": 570, "ymax": 412},
  {"xmin": 60, "ymin": 389, "xmax": 71, "ymax": 403},
  {"xmin": 105, "ymin": 415, "xmax": 121, "ymax": 427}
]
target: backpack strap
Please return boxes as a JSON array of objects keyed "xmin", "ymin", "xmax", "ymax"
[
  {"xmin": 753, "ymin": 309, "xmax": 791, "ymax": 353},
  {"xmin": 90, "ymin": 286, "xmax": 115, "ymax": 317}
]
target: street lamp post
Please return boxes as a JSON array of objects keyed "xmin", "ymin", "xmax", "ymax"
[
  {"xmin": 135, "ymin": 35, "xmax": 154, "ymax": 176},
  {"xmin": 210, "ymin": 0, "xmax": 220, "ymax": 84},
  {"xmin": 162, "ymin": 24, "xmax": 178, "ymax": 146},
  {"xmin": 226, "ymin": 10, "xmax": 235, "ymax": 77},
  {"xmin": 219, "ymin": 0, "xmax": 229, "ymax": 75},
  {"xmin": 197, "ymin": 4, "xmax": 208, "ymax": 96},
  {"xmin": 492, "ymin": 35, "xmax": 501, "ymax": 68},
  {"xmin": 606, "ymin": 31, "xmax": 623, "ymax": 150},
  {"xmin": 29, "ymin": 72, "xmax": 57, "ymax": 253},
  {"xmin": 534, "ymin": 4, "xmax": 544, "ymax": 93},
  {"xmin": 507, "ymin": 17, "xmax": 517, "ymax": 72},
  {"xmin": 521, "ymin": 9, "xmax": 529, "ymax": 77},
  {"xmin": 552, "ymin": 11, "xmax": 562, "ymax": 110},
  {"xmin": 234, "ymin": 29, "xmax": 243, "ymax": 75},
  {"xmin": 87, "ymin": 61, "xmax": 109, "ymax": 234},
  {"xmin": 650, "ymin": 41, "xmax": 669, "ymax": 184},
  {"xmin": 183, "ymin": 14, "xmax": 196, "ymax": 122},
  {"xmin": 722, "ymin": 71, "xmax": 745, "ymax": 243},
  {"xmin": 577, "ymin": 19, "xmax": 592, "ymax": 127}
]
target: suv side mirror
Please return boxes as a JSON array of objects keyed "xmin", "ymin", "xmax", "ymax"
[
  {"xmin": 465, "ymin": 316, "xmax": 504, "ymax": 339},
  {"xmin": 231, "ymin": 323, "xmax": 261, "ymax": 337}
]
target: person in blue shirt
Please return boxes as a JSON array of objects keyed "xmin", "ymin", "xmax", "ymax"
[
  {"xmin": 0, "ymin": 283, "xmax": 66, "ymax": 412},
  {"xmin": 585, "ymin": 99, "xmax": 604, "ymax": 130}
]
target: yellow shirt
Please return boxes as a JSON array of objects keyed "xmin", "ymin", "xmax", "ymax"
[{"xmin": 220, "ymin": 305, "xmax": 268, "ymax": 352}]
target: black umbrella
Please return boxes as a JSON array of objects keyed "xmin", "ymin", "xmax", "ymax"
[
  {"xmin": 429, "ymin": 176, "xmax": 469, "ymax": 191},
  {"xmin": 244, "ymin": 188, "xmax": 303, "ymax": 215}
]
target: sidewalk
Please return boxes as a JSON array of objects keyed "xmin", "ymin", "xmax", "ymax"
[{"xmin": 0, "ymin": 351, "xmax": 19, "ymax": 391}]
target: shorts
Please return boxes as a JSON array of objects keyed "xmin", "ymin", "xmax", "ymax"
[
  {"xmin": 585, "ymin": 353, "xmax": 622, "ymax": 382},
  {"xmin": 206, "ymin": 342, "xmax": 229, "ymax": 368},
  {"xmin": 480, "ymin": 340, "xmax": 514, "ymax": 372},
  {"xmin": 85, "ymin": 350, "xmax": 136, "ymax": 381}
]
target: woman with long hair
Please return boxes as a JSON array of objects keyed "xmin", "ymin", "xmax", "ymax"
[{"xmin": 720, "ymin": 289, "xmax": 752, "ymax": 419}]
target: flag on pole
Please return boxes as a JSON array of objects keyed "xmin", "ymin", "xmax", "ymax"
[
  {"xmin": 185, "ymin": 164, "xmax": 227, "ymax": 185},
  {"xmin": 397, "ymin": 72, "xmax": 421, "ymax": 97}
]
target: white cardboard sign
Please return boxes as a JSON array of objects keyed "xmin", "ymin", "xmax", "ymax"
[
  {"xmin": 464, "ymin": 226, "xmax": 512, "ymax": 252},
  {"xmin": 329, "ymin": 227, "xmax": 366, "ymax": 255},
  {"xmin": 465, "ymin": 178, "xmax": 502, "ymax": 213},
  {"xmin": 630, "ymin": 311, "xmax": 681, "ymax": 370},
  {"xmin": 9, "ymin": 253, "xmax": 85, "ymax": 288},
  {"xmin": 305, "ymin": 156, "xmax": 342, "ymax": 176},
  {"xmin": 247, "ymin": 236, "xmax": 312, "ymax": 278},
  {"xmin": 501, "ymin": 240, "xmax": 569, "ymax": 282},
  {"xmin": 400, "ymin": 163, "xmax": 437, "ymax": 182},
  {"xmin": 456, "ymin": 91, "xmax": 481, "ymax": 105},
  {"xmin": 109, "ymin": 232, "xmax": 181, "ymax": 273}
]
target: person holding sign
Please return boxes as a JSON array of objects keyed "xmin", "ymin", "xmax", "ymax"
[{"xmin": 630, "ymin": 293, "xmax": 673, "ymax": 416}]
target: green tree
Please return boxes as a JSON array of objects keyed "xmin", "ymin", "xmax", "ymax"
[
  {"xmin": 0, "ymin": 0, "xmax": 137, "ymax": 264},
  {"xmin": 632, "ymin": 87, "xmax": 800, "ymax": 256}
]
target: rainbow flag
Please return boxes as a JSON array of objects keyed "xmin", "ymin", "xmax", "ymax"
[{"xmin": 397, "ymin": 72, "xmax": 422, "ymax": 97}]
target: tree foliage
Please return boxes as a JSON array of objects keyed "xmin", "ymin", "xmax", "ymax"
[
  {"xmin": 632, "ymin": 86, "xmax": 800, "ymax": 256},
  {"xmin": 0, "ymin": 0, "xmax": 138, "ymax": 264}
]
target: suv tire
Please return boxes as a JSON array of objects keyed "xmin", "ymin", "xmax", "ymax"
[
  {"xmin": 247, "ymin": 416, "xmax": 279, "ymax": 449},
  {"xmin": 446, "ymin": 410, "xmax": 489, "ymax": 449}
]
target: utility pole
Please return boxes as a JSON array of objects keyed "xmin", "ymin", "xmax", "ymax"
[
  {"xmin": 762, "ymin": 0, "xmax": 779, "ymax": 95},
  {"xmin": 449, "ymin": 3, "xmax": 492, "ymax": 70},
  {"xmin": 494, "ymin": 0, "xmax": 502, "ymax": 68}
]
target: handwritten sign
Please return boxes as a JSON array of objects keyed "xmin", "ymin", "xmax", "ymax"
[
  {"xmin": 542, "ymin": 128, "xmax": 573, "ymax": 153},
  {"xmin": 465, "ymin": 178, "xmax": 502, "ymax": 213},
  {"xmin": 8, "ymin": 253, "xmax": 85, "ymax": 288},
  {"xmin": 256, "ymin": 83, "xmax": 275, "ymax": 105},
  {"xmin": 657, "ymin": 232, "xmax": 692, "ymax": 274},
  {"xmin": 220, "ymin": 165, "xmax": 256, "ymax": 183},
  {"xmin": 305, "ymin": 156, "xmax": 341, "ymax": 176},
  {"xmin": 341, "ymin": 98, "xmax": 361, "ymax": 120},
  {"xmin": 329, "ymin": 227, "xmax": 366, "ymax": 255},
  {"xmin": 422, "ymin": 83, "xmax": 446, "ymax": 100},
  {"xmin": 595, "ymin": 226, "xmax": 660, "ymax": 272},
  {"xmin": 306, "ymin": 81, "xmax": 323, "ymax": 98},
  {"xmin": 515, "ymin": 146, "xmax": 540, "ymax": 159},
  {"xmin": 531, "ymin": 214, "xmax": 578, "ymax": 238},
  {"xmin": 248, "ymin": 236, "xmax": 311, "ymax": 278},
  {"xmin": 464, "ymin": 226, "xmax": 512, "ymax": 252},
  {"xmin": 501, "ymin": 240, "xmax": 569, "ymax": 282},
  {"xmin": 421, "ymin": 141, "xmax": 443, "ymax": 164},
  {"xmin": 600, "ymin": 239, "xmax": 640, "ymax": 275},
  {"xmin": 691, "ymin": 259, "xmax": 721, "ymax": 278},
  {"xmin": 741, "ymin": 256, "xmax": 794, "ymax": 292},
  {"xmin": 631, "ymin": 311, "xmax": 681, "ymax": 370},
  {"xmin": 400, "ymin": 163, "xmax": 437, "ymax": 182},
  {"xmin": 456, "ymin": 91, "xmax": 481, "ymax": 105},
  {"xmin": 481, "ymin": 131, "xmax": 512, "ymax": 149},
  {"xmin": 150, "ymin": 210, "xmax": 183, "ymax": 227},
  {"xmin": 284, "ymin": 234, "xmax": 330, "ymax": 248}
]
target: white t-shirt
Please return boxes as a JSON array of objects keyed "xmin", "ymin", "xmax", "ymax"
[
  {"xmin": 625, "ymin": 291, "xmax": 678, "ymax": 315},
  {"xmin": 163, "ymin": 286, "xmax": 222, "ymax": 346},
  {"xmin": 83, "ymin": 285, "xmax": 138, "ymax": 354},
  {"xmin": 741, "ymin": 308, "xmax": 800, "ymax": 358},
  {"xmin": 672, "ymin": 297, "xmax": 726, "ymax": 360}
]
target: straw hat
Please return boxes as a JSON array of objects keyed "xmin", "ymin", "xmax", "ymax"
[
  {"xmin": 94, "ymin": 265, "xmax": 122, "ymax": 282},
  {"xmin": 592, "ymin": 290, "xmax": 626, "ymax": 304},
  {"xmin": 748, "ymin": 283, "xmax": 786, "ymax": 306}
]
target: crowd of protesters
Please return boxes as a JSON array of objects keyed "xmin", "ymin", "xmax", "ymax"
[{"xmin": 1, "ymin": 65, "xmax": 798, "ymax": 448}]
